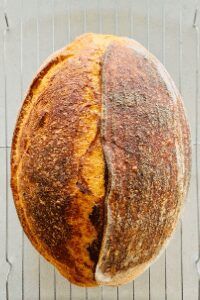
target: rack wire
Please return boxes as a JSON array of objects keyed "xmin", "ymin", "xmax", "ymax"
[{"xmin": 0, "ymin": 0, "xmax": 199, "ymax": 299}]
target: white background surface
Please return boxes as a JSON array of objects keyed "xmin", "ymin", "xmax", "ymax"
[{"xmin": 0, "ymin": 0, "xmax": 199, "ymax": 299}]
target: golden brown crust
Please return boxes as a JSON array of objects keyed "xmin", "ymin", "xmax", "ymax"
[
  {"xmin": 11, "ymin": 33, "xmax": 108, "ymax": 286},
  {"xmin": 11, "ymin": 33, "xmax": 191, "ymax": 287},
  {"xmin": 11, "ymin": 47, "xmax": 71, "ymax": 269}
]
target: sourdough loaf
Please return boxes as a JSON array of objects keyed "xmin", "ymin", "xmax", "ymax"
[{"xmin": 11, "ymin": 33, "xmax": 191, "ymax": 287}]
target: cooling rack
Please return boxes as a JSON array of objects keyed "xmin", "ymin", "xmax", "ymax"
[{"xmin": 0, "ymin": 0, "xmax": 199, "ymax": 299}]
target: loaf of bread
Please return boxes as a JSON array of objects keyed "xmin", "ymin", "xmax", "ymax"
[{"xmin": 11, "ymin": 33, "xmax": 191, "ymax": 287}]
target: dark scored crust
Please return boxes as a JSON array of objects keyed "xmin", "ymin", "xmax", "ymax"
[{"xmin": 96, "ymin": 40, "xmax": 191, "ymax": 285}]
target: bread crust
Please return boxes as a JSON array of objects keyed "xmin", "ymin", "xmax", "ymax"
[
  {"xmin": 11, "ymin": 33, "xmax": 108, "ymax": 286},
  {"xmin": 96, "ymin": 39, "xmax": 191, "ymax": 285},
  {"xmin": 11, "ymin": 33, "xmax": 191, "ymax": 287},
  {"xmin": 11, "ymin": 46, "xmax": 70, "ymax": 273}
]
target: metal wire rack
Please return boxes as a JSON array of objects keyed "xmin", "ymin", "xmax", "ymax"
[{"xmin": 0, "ymin": 0, "xmax": 199, "ymax": 299}]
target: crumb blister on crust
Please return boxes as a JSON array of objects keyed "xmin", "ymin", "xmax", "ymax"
[{"xmin": 10, "ymin": 33, "xmax": 191, "ymax": 287}]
